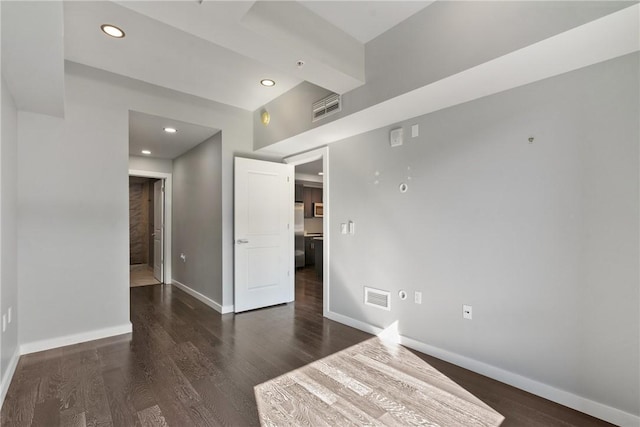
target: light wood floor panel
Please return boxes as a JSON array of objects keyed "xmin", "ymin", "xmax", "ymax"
[
  {"xmin": 255, "ymin": 336, "xmax": 505, "ymax": 426},
  {"xmin": 129, "ymin": 265, "xmax": 160, "ymax": 287}
]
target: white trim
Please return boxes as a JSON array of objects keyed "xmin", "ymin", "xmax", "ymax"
[
  {"xmin": 295, "ymin": 173, "xmax": 323, "ymax": 183},
  {"xmin": 325, "ymin": 310, "xmax": 383, "ymax": 336},
  {"xmin": 20, "ymin": 323, "xmax": 133, "ymax": 355},
  {"xmin": 284, "ymin": 147, "xmax": 330, "ymax": 317},
  {"xmin": 325, "ymin": 309, "xmax": 640, "ymax": 427},
  {"xmin": 172, "ymin": 280, "xmax": 233, "ymax": 314},
  {"xmin": 0, "ymin": 348, "xmax": 20, "ymax": 407},
  {"xmin": 129, "ymin": 169, "xmax": 172, "ymax": 285}
]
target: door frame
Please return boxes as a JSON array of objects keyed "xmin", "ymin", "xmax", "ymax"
[
  {"xmin": 129, "ymin": 169, "xmax": 172, "ymax": 284},
  {"xmin": 284, "ymin": 147, "xmax": 329, "ymax": 317}
]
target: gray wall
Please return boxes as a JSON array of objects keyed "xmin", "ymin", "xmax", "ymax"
[
  {"xmin": 172, "ymin": 132, "xmax": 223, "ymax": 304},
  {"xmin": 15, "ymin": 61, "xmax": 257, "ymax": 347},
  {"xmin": 129, "ymin": 155, "xmax": 173, "ymax": 174},
  {"xmin": 328, "ymin": 54, "xmax": 639, "ymax": 416},
  {"xmin": 253, "ymin": 2, "xmax": 630, "ymax": 150},
  {"xmin": 253, "ymin": 82, "xmax": 334, "ymax": 150},
  {"xmin": 1, "ymin": 77, "xmax": 19, "ymax": 381},
  {"xmin": 17, "ymin": 93, "xmax": 131, "ymax": 346}
]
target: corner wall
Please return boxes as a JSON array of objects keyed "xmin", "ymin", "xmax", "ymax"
[
  {"xmin": 0, "ymin": 77, "xmax": 19, "ymax": 401},
  {"xmin": 328, "ymin": 54, "xmax": 639, "ymax": 422},
  {"xmin": 172, "ymin": 132, "xmax": 224, "ymax": 308}
]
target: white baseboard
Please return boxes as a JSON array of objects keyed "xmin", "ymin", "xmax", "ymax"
[
  {"xmin": 325, "ymin": 310, "xmax": 384, "ymax": 335},
  {"xmin": 325, "ymin": 309, "xmax": 639, "ymax": 427},
  {"xmin": 20, "ymin": 323, "xmax": 133, "ymax": 355},
  {"xmin": 0, "ymin": 348, "xmax": 20, "ymax": 407},
  {"xmin": 172, "ymin": 280, "xmax": 233, "ymax": 314}
]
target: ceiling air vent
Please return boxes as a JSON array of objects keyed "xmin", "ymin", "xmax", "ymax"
[
  {"xmin": 364, "ymin": 287, "xmax": 391, "ymax": 311},
  {"xmin": 312, "ymin": 93, "xmax": 341, "ymax": 122}
]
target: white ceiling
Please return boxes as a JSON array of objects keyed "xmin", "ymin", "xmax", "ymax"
[
  {"xmin": 64, "ymin": 1, "xmax": 303, "ymax": 111},
  {"xmin": 299, "ymin": 1, "xmax": 434, "ymax": 43},
  {"xmin": 53, "ymin": 1, "xmax": 433, "ymax": 159},
  {"xmin": 129, "ymin": 111, "xmax": 219, "ymax": 160},
  {"xmin": 259, "ymin": 4, "xmax": 640, "ymax": 157},
  {"xmin": 3, "ymin": 1, "xmax": 635, "ymax": 164}
]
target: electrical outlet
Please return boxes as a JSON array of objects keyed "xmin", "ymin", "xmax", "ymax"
[
  {"xmin": 8, "ymin": 307, "xmax": 12, "ymax": 324},
  {"xmin": 414, "ymin": 291, "xmax": 422, "ymax": 304},
  {"xmin": 463, "ymin": 305, "xmax": 473, "ymax": 320}
]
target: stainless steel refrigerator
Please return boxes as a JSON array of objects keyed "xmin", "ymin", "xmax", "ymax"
[{"xmin": 294, "ymin": 203, "xmax": 305, "ymax": 268}]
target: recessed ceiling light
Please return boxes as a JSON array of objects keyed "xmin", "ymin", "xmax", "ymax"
[
  {"xmin": 100, "ymin": 24, "xmax": 125, "ymax": 39},
  {"xmin": 163, "ymin": 127, "xmax": 177, "ymax": 134},
  {"xmin": 260, "ymin": 79, "xmax": 275, "ymax": 87},
  {"xmin": 141, "ymin": 150, "xmax": 151, "ymax": 155}
]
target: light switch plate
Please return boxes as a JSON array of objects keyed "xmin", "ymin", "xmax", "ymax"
[
  {"xmin": 340, "ymin": 223, "xmax": 347, "ymax": 234},
  {"xmin": 415, "ymin": 291, "xmax": 422, "ymax": 304},
  {"xmin": 2, "ymin": 315, "xmax": 6, "ymax": 332},
  {"xmin": 411, "ymin": 124, "xmax": 419, "ymax": 138}
]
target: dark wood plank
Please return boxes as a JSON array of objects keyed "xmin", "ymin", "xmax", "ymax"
[{"xmin": 0, "ymin": 267, "xmax": 616, "ymax": 427}]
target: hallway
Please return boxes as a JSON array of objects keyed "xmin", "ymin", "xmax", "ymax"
[{"xmin": 129, "ymin": 265, "xmax": 161, "ymax": 288}]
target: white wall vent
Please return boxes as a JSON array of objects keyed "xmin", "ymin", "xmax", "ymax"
[
  {"xmin": 364, "ymin": 287, "xmax": 391, "ymax": 311},
  {"xmin": 312, "ymin": 93, "xmax": 341, "ymax": 122}
]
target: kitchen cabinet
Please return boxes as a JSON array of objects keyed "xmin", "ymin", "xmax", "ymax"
[
  {"xmin": 314, "ymin": 238, "xmax": 323, "ymax": 279},
  {"xmin": 305, "ymin": 236, "xmax": 315, "ymax": 266},
  {"xmin": 295, "ymin": 183, "xmax": 304, "ymax": 202},
  {"xmin": 303, "ymin": 186, "xmax": 323, "ymax": 218}
]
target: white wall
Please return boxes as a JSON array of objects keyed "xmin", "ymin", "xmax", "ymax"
[
  {"xmin": 347, "ymin": 1, "xmax": 630, "ymax": 114},
  {"xmin": 17, "ymin": 96, "xmax": 131, "ymax": 347},
  {"xmin": 129, "ymin": 155, "xmax": 172, "ymax": 174},
  {"xmin": 253, "ymin": 82, "xmax": 333, "ymax": 150},
  {"xmin": 328, "ymin": 54, "xmax": 639, "ymax": 421},
  {"xmin": 16, "ymin": 61, "xmax": 270, "ymax": 350},
  {"xmin": 172, "ymin": 133, "xmax": 223, "ymax": 305},
  {"xmin": 1, "ymin": 77, "xmax": 19, "ymax": 393}
]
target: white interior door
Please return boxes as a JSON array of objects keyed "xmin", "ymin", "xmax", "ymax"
[
  {"xmin": 153, "ymin": 179, "xmax": 164, "ymax": 282},
  {"xmin": 234, "ymin": 157, "xmax": 294, "ymax": 313}
]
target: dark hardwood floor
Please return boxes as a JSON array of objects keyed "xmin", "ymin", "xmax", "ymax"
[{"xmin": 1, "ymin": 267, "xmax": 613, "ymax": 426}]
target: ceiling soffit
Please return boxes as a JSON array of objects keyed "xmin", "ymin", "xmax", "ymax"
[{"xmin": 116, "ymin": 0, "xmax": 365, "ymax": 96}]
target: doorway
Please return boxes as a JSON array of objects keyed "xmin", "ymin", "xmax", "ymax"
[
  {"xmin": 285, "ymin": 147, "xmax": 329, "ymax": 317},
  {"xmin": 129, "ymin": 176, "xmax": 162, "ymax": 287},
  {"xmin": 128, "ymin": 169, "xmax": 173, "ymax": 288}
]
